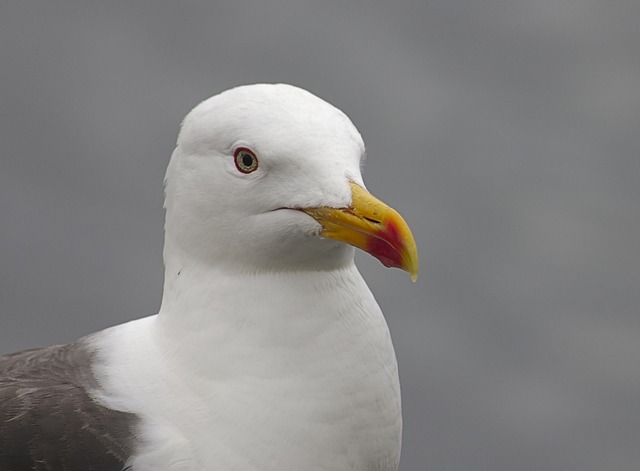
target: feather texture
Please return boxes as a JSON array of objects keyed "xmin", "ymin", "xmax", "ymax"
[{"xmin": 0, "ymin": 342, "xmax": 137, "ymax": 470}]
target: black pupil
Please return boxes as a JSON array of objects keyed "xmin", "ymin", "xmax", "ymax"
[{"xmin": 241, "ymin": 153, "xmax": 254, "ymax": 168}]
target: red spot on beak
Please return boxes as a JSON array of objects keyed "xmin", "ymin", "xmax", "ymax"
[{"xmin": 366, "ymin": 219, "xmax": 405, "ymax": 269}]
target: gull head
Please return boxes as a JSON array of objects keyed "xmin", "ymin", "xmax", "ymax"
[{"xmin": 164, "ymin": 83, "xmax": 418, "ymax": 280}]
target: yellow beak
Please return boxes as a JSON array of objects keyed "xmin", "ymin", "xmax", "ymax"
[{"xmin": 302, "ymin": 182, "xmax": 419, "ymax": 281}]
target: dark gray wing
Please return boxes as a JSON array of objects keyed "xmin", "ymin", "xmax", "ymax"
[{"xmin": 0, "ymin": 341, "xmax": 138, "ymax": 471}]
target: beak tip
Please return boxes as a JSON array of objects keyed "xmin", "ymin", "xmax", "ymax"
[{"xmin": 405, "ymin": 255, "xmax": 419, "ymax": 282}]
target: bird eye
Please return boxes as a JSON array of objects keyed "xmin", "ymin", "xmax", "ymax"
[{"xmin": 234, "ymin": 148, "xmax": 259, "ymax": 174}]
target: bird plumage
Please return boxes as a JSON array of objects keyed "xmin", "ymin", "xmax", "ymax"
[
  {"xmin": 0, "ymin": 342, "xmax": 136, "ymax": 470},
  {"xmin": 0, "ymin": 83, "xmax": 416, "ymax": 470}
]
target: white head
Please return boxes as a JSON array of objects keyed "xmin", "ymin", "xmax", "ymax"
[{"xmin": 163, "ymin": 83, "xmax": 417, "ymax": 278}]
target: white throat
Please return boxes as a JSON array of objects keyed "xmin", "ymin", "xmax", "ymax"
[
  {"xmin": 156, "ymin": 246, "xmax": 381, "ymax": 378},
  {"xmin": 93, "ymin": 245, "xmax": 401, "ymax": 470},
  {"xmin": 134, "ymin": 250, "xmax": 403, "ymax": 470}
]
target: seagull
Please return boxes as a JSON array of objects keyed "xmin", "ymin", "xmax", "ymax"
[{"xmin": 0, "ymin": 83, "xmax": 418, "ymax": 471}]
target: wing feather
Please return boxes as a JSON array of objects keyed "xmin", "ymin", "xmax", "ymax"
[{"xmin": 0, "ymin": 342, "xmax": 137, "ymax": 471}]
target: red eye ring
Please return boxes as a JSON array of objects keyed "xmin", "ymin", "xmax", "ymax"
[{"xmin": 234, "ymin": 148, "xmax": 259, "ymax": 174}]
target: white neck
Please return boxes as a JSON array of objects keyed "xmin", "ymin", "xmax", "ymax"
[
  {"xmin": 155, "ymin": 246, "xmax": 386, "ymax": 380},
  {"xmin": 96, "ymin": 244, "xmax": 402, "ymax": 470}
]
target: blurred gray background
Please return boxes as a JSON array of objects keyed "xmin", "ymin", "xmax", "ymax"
[{"xmin": 1, "ymin": 1, "xmax": 639, "ymax": 470}]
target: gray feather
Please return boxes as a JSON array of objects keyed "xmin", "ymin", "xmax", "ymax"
[{"xmin": 0, "ymin": 341, "xmax": 137, "ymax": 470}]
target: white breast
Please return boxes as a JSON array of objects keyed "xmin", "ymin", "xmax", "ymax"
[{"xmin": 90, "ymin": 264, "xmax": 401, "ymax": 471}]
